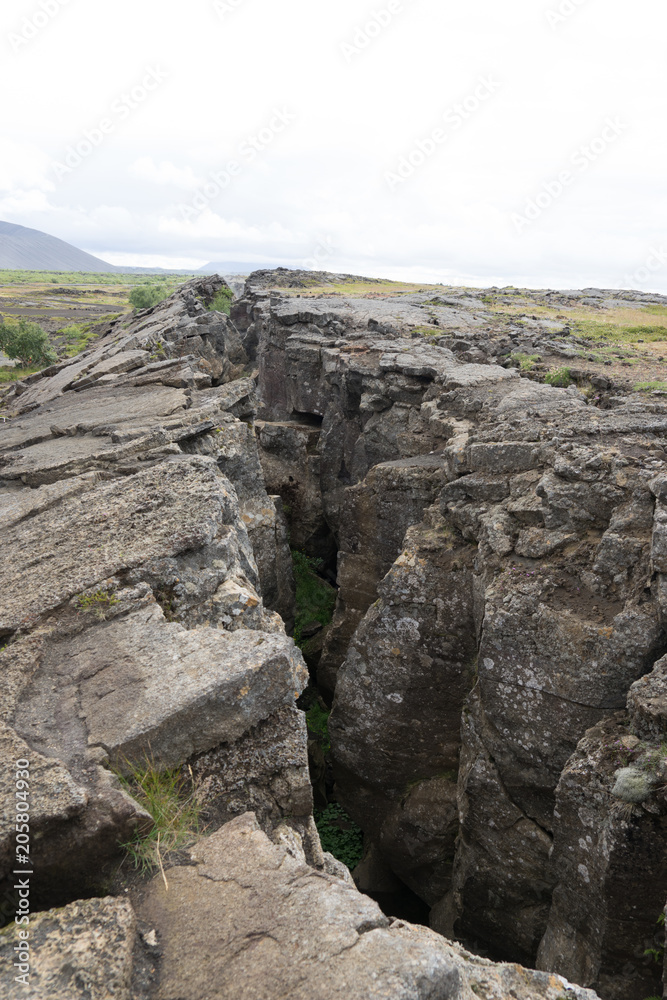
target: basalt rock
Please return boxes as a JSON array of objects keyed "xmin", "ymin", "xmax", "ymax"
[
  {"xmin": 236, "ymin": 271, "xmax": 667, "ymax": 997},
  {"xmin": 0, "ymin": 279, "xmax": 306, "ymax": 910},
  {"xmin": 2, "ymin": 271, "xmax": 665, "ymax": 997},
  {"xmin": 536, "ymin": 715, "xmax": 667, "ymax": 1000},
  {"xmin": 3, "ymin": 812, "xmax": 602, "ymax": 1000}
]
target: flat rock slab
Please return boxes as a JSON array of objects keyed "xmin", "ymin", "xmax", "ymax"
[
  {"xmin": 0, "ymin": 897, "xmax": 135, "ymax": 999},
  {"xmin": 2, "ymin": 384, "xmax": 187, "ymax": 452},
  {"xmin": 136, "ymin": 812, "xmax": 461, "ymax": 1000},
  {"xmin": 0, "ymin": 457, "xmax": 248, "ymax": 631},
  {"xmin": 11, "ymin": 605, "xmax": 307, "ymax": 773},
  {"xmin": 132, "ymin": 812, "xmax": 602, "ymax": 1000}
]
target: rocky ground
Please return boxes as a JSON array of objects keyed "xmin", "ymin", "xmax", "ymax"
[{"xmin": 0, "ymin": 270, "xmax": 666, "ymax": 998}]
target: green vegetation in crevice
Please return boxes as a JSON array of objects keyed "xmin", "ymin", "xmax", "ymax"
[
  {"xmin": 207, "ymin": 287, "xmax": 234, "ymax": 315},
  {"xmin": 291, "ymin": 550, "xmax": 337, "ymax": 647},
  {"xmin": 75, "ymin": 589, "xmax": 119, "ymax": 620},
  {"xmin": 118, "ymin": 760, "xmax": 203, "ymax": 875},
  {"xmin": 306, "ymin": 701, "xmax": 331, "ymax": 754},
  {"xmin": 511, "ymin": 351, "xmax": 540, "ymax": 372},
  {"xmin": 314, "ymin": 802, "xmax": 363, "ymax": 870}
]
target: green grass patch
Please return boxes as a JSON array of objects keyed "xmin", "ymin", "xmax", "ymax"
[
  {"xmin": 0, "ymin": 269, "xmax": 198, "ymax": 287},
  {"xmin": 0, "ymin": 364, "xmax": 41, "ymax": 383},
  {"xmin": 75, "ymin": 589, "xmax": 119, "ymax": 619},
  {"xmin": 292, "ymin": 550, "xmax": 337, "ymax": 647},
  {"xmin": 59, "ymin": 322, "xmax": 98, "ymax": 356},
  {"xmin": 634, "ymin": 380, "xmax": 667, "ymax": 392},
  {"xmin": 118, "ymin": 760, "xmax": 203, "ymax": 875},
  {"xmin": 511, "ymin": 351, "xmax": 540, "ymax": 371},
  {"xmin": 314, "ymin": 803, "xmax": 363, "ymax": 869},
  {"xmin": 572, "ymin": 318, "xmax": 667, "ymax": 345}
]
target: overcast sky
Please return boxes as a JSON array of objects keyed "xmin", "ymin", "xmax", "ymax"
[{"xmin": 1, "ymin": 0, "xmax": 666, "ymax": 290}]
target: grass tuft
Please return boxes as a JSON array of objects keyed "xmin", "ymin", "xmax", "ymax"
[
  {"xmin": 75, "ymin": 589, "xmax": 119, "ymax": 619},
  {"xmin": 544, "ymin": 367, "xmax": 573, "ymax": 387},
  {"xmin": 118, "ymin": 759, "xmax": 203, "ymax": 876}
]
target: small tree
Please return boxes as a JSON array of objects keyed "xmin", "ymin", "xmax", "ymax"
[
  {"xmin": 129, "ymin": 285, "xmax": 165, "ymax": 311},
  {"xmin": 0, "ymin": 319, "xmax": 57, "ymax": 369}
]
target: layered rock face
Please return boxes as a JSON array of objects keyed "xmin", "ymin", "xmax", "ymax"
[
  {"xmin": 0, "ymin": 277, "xmax": 310, "ymax": 907},
  {"xmin": 0, "ymin": 273, "xmax": 610, "ymax": 999},
  {"xmin": 233, "ymin": 270, "xmax": 667, "ymax": 999}
]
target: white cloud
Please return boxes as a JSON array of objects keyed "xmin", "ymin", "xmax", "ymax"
[
  {"xmin": 129, "ymin": 156, "xmax": 201, "ymax": 190},
  {"xmin": 0, "ymin": 0, "xmax": 666, "ymax": 291},
  {"xmin": 98, "ymin": 250, "xmax": 206, "ymax": 269},
  {"xmin": 0, "ymin": 139, "xmax": 54, "ymax": 193}
]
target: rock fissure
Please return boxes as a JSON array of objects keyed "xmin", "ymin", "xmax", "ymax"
[{"xmin": 2, "ymin": 272, "xmax": 666, "ymax": 999}]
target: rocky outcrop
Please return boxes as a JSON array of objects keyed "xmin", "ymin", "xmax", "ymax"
[
  {"xmin": 0, "ymin": 811, "xmax": 602, "ymax": 1000},
  {"xmin": 536, "ymin": 715, "xmax": 667, "ymax": 1000},
  {"xmin": 0, "ymin": 897, "xmax": 136, "ymax": 999},
  {"xmin": 233, "ymin": 271, "xmax": 667, "ymax": 999},
  {"xmin": 6, "ymin": 270, "xmax": 665, "ymax": 997},
  {"xmin": 0, "ymin": 278, "xmax": 305, "ymax": 909}
]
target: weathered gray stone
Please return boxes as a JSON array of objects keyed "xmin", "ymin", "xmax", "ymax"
[
  {"xmin": 330, "ymin": 507, "xmax": 476, "ymax": 902},
  {"xmin": 628, "ymin": 653, "xmax": 667, "ymax": 741},
  {"xmin": 536, "ymin": 715, "xmax": 667, "ymax": 1000},
  {"xmin": 0, "ymin": 457, "xmax": 264, "ymax": 633},
  {"xmin": 9, "ymin": 604, "xmax": 307, "ymax": 774},
  {"xmin": 0, "ymin": 897, "xmax": 135, "ymax": 999},
  {"xmin": 0, "ymin": 722, "xmax": 88, "ymax": 877},
  {"xmin": 187, "ymin": 704, "xmax": 313, "ymax": 834},
  {"xmin": 320, "ymin": 456, "xmax": 451, "ymax": 694},
  {"xmin": 135, "ymin": 812, "xmax": 463, "ymax": 1000}
]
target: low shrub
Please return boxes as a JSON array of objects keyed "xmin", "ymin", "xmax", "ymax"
[
  {"xmin": 544, "ymin": 367, "xmax": 573, "ymax": 387},
  {"xmin": 129, "ymin": 284, "xmax": 166, "ymax": 311},
  {"xmin": 207, "ymin": 288, "xmax": 234, "ymax": 315}
]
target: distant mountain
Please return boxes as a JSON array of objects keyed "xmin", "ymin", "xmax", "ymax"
[
  {"xmin": 0, "ymin": 221, "xmax": 119, "ymax": 272},
  {"xmin": 198, "ymin": 261, "xmax": 296, "ymax": 275}
]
